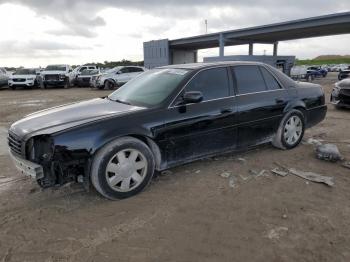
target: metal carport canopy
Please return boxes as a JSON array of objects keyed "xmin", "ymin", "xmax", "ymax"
[{"xmin": 169, "ymin": 12, "xmax": 350, "ymax": 50}]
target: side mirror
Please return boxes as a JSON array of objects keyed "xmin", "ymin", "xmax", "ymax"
[
  {"xmin": 183, "ymin": 91, "xmax": 203, "ymax": 104},
  {"xmin": 116, "ymin": 71, "xmax": 122, "ymax": 75}
]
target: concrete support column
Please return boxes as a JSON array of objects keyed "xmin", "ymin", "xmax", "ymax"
[
  {"xmin": 248, "ymin": 43, "xmax": 254, "ymax": 55},
  {"xmin": 219, "ymin": 33, "xmax": 225, "ymax": 57},
  {"xmin": 273, "ymin": 42, "xmax": 278, "ymax": 56}
]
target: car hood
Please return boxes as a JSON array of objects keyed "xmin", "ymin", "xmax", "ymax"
[
  {"xmin": 10, "ymin": 98, "xmax": 145, "ymax": 139},
  {"xmin": 10, "ymin": 74, "xmax": 36, "ymax": 79},
  {"xmin": 337, "ymin": 79, "xmax": 350, "ymax": 89},
  {"xmin": 41, "ymin": 71, "xmax": 67, "ymax": 75}
]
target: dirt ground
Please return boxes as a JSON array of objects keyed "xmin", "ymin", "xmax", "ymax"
[{"xmin": 0, "ymin": 73, "xmax": 349, "ymax": 262}]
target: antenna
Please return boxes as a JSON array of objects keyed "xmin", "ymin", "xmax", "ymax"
[{"xmin": 205, "ymin": 19, "xmax": 208, "ymax": 34}]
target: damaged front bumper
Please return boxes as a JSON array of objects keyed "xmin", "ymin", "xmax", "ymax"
[
  {"xmin": 331, "ymin": 89, "xmax": 350, "ymax": 108},
  {"xmin": 9, "ymin": 150, "xmax": 44, "ymax": 179}
]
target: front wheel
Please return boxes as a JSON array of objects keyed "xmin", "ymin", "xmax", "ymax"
[
  {"xmin": 272, "ymin": 110, "xmax": 305, "ymax": 150},
  {"xmin": 64, "ymin": 79, "xmax": 71, "ymax": 89},
  {"xmin": 104, "ymin": 80, "xmax": 115, "ymax": 90},
  {"xmin": 91, "ymin": 137, "xmax": 155, "ymax": 200}
]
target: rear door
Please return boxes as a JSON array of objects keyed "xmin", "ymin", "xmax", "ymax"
[
  {"xmin": 232, "ymin": 65, "xmax": 288, "ymax": 148},
  {"xmin": 161, "ymin": 67, "xmax": 238, "ymax": 165}
]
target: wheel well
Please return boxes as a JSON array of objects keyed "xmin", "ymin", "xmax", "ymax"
[
  {"xmin": 128, "ymin": 135, "xmax": 163, "ymax": 171},
  {"xmin": 104, "ymin": 79, "xmax": 116, "ymax": 85},
  {"xmin": 293, "ymin": 106, "xmax": 307, "ymax": 122}
]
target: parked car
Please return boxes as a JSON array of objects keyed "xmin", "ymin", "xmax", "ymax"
[
  {"xmin": 94, "ymin": 66, "xmax": 147, "ymax": 89},
  {"xmin": 75, "ymin": 69, "xmax": 101, "ymax": 87},
  {"xmin": 8, "ymin": 68, "xmax": 40, "ymax": 90},
  {"xmin": 41, "ymin": 64, "xmax": 74, "ymax": 88},
  {"xmin": 0, "ymin": 67, "xmax": 9, "ymax": 87},
  {"xmin": 338, "ymin": 70, "xmax": 350, "ymax": 81},
  {"xmin": 72, "ymin": 64, "xmax": 98, "ymax": 85},
  {"xmin": 331, "ymin": 64, "xmax": 349, "ymax": 72},
  {"xmin": 291, "ymin": 66, "xmax": 313, "ymax": 82},
  {"xmin": 331, "ymin": 79, "xmax": 350, "ymax": 108},
  {"xmin": 307, "ymin": 66, "xmax": 327, "ymax": 77},
  {"xmin": 8, "ymin": 62, "xmax": 327, "ymax": 199}
]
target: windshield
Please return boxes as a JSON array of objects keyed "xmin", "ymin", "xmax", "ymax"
[
  {"xmin": 45, "ymin": 65, "xmax": 66, "ymax": 71},
  {"xmin": 14, "ymin": 69, "xmax": 36, "ymax": 75},
  {"xmin": 108, "ymin": 68, "xmax": 190, "ymax": 107},
  {"xmin": 81, "ymin": 69, "xmax": 99, "ymax": 75}
]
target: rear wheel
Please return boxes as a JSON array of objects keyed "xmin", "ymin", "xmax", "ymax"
[
  {"xmin": 272, "ymin": 110, "xmax": 305, "ymax": 150},
  {"xmin": 91, "ymin": 137, "xmax": 155, "ymax": 200}
]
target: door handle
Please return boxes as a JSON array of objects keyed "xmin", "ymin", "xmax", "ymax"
[{"xmin": 275, "ymin": 98, "xmax": 285, "ymax": 104}]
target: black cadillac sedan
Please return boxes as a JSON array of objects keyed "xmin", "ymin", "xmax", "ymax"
[{"xmin": 8, "ymin": 62, "xmax": 327, "ymax": 199}]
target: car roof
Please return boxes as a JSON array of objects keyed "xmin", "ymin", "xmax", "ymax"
[{"xmin": 157, "ymin": 61, "xmax": 267, "ymax": 70}]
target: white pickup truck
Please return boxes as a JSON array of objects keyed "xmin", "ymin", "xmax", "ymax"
[{"xmin": 41, "ymin": 64, "xmax": 74, "ymax": 88}]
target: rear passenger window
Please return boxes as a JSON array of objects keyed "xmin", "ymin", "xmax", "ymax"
[
  {"xmin": 260, "ymin": 67, "xmax": 281, "ymax": 90},
  {"xmin": 120, "ymin": 68, "xmax": 130, "ymax": 73},
  {"xmin": 186, "ymin": 67, "xmax": 229, "ymax": 101},
  {"xmin": 130, "ymin": 67, "xmax": 144, "ymax": 72},
  {"xmin": 232, "ymin": 66, "xmax": 267, "ymax": 95}
]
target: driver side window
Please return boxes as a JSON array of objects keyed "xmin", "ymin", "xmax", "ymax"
[{"xmin": 185, "ymin": 67, "xmax": 230, "ymax": 102}]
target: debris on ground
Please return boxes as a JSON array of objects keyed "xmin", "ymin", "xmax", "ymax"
[
  {"xmin": 272, "ymin": 164, "xmax": 335, "ymax": 187},
  {"xmin": 271, "ymin": 168, "xmax": 289, "ymax": 177},
  {"xmin": 239, "ymin": 174, "xmax": 253, "ymax": 182},
  {"xmin": 219, "ymin": 172, "xmax": 238, "ymax": 189},
  {"xmin": 160, "ymin": 170, "xmax": 173, "ymax": 176},
  {"xmin": 228, "ymin": 176, "xmax": 236, "ymax": 188},
  {"xmin": 305, "ymin": 138, "xmax": 323, "ymax": 146},
  {"xmin": 195, "ymin": 170, "xmax": 201, "ymax": 174},
  {"xmin": 267, "ymin": 226, "xmax": 289, "ymax": 240},
  {"xmin": 289, "ymin": 168, "xmax": 335, "ymax": 187},
  {"xmin": 282, "ymin": 214, "xmax": 288, "ymax": 219},
  {"xmin": 342, "ymin": 161, "xmax": 350, "ymax": 170},
  {"xmin": 316, "ymin": 143, "xmax": 342, "ymax": 162},
  {"xmin": 249, "ymin": 169, "xmax": 268, "ymax": 178},
  {"xmin": 236, "ymin": 157, "xmax": 247, "ymax": 163},
  {"xmin": 220, "ymin": 172, "xmax": 232, "ymax": 178}
]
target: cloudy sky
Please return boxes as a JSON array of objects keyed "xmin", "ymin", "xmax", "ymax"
[{"xmin": 0, "ymin": 0, "xmax": 349, "ymax": 67}]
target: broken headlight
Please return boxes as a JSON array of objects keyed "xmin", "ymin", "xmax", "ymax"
[{"xmin": 26, "ymin": 136, "xmax": 54, "ymax": 162}]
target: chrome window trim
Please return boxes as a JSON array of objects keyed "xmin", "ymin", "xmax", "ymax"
[
  {"xmin": 235, "ymin": 88, "xmax": 285, "ymax": 97},
  {"xmin": 168, "ymin": 63, "xmax": 288, "ymax": 109}
]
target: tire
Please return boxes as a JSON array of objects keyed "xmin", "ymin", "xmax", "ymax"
[
  {"xmin": 91, "ymin": 137, "xmax": 155, "ymax": 200},
  {"xmin": 104, "ymin": 80, "xmax": 115, "ymax": 90},
  {"xmin": 272, "ymin": 110, "xmax": 305, "ymax": 150},
  {"xmin": 64, "ymin": 79, "xmax": 70, "ymax": 89},
  {"xmin": 10, "ymin": 86, "xmax": 16, "ymax": 90}
]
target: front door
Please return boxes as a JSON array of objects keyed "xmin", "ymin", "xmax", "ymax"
[{"xmin": 160, "ymin": 67, "xmax": 238, "ymax": 166}]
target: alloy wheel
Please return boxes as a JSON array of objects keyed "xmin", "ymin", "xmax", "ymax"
[
  {"xmin": 283, "ymin": 115, "xmax": 303, "ymax": 146},
  {"xmin": 105, "ymin": 149, "xmax": 148, "ymax": 192}
]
